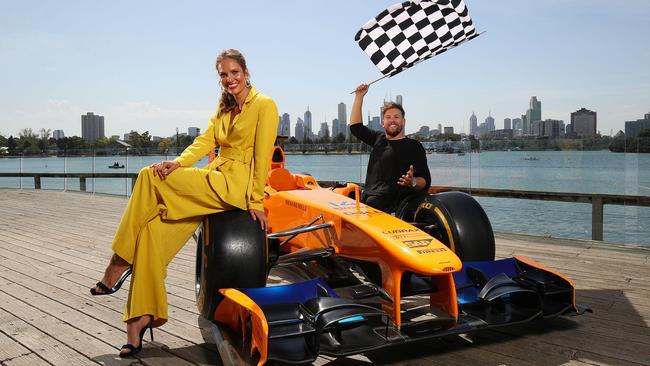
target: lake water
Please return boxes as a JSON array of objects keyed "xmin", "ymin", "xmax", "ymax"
[{"xmin": 1, "ymin": 150, "xmax": 648, "ymax": 246}]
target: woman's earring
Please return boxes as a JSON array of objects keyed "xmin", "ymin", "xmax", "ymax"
[{"xmin": 246, "ymin": 78, "xmax": 252, "ymax": 88}]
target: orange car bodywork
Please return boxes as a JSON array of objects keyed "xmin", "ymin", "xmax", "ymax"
[{"xmin": 264, "ymin": 147, "xmax": 462, "ymax": 327}]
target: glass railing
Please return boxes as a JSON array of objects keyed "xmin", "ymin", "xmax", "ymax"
[{"xmin": 0, "ymin": 139, "xmax": 648, "ymax": 246}]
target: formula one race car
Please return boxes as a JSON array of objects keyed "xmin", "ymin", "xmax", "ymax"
[{"xmin": 194, "ymin": 145, "xmax": 588, "ymax": 365}]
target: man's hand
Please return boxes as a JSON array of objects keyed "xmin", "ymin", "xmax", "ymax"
[
  {"xmin": 354, "ymin": 83, "xmax": 369, "ymax": 98},
  {"xmin": 398, "ymin": 165, "xmax": 417, "ymax": 188},
  {"xmin": 150, "ymin": 161, "xmax": 180, "ymax": 180},
  {"xmin": 249, "ymin": 209, "xmax": 268, "ymax": 232}
]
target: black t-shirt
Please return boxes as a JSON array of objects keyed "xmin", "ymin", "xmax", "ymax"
[{"xmin": 350, "ymin": 124, "xmax": 431, "ymax": 210}]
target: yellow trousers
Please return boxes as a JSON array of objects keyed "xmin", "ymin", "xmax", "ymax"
[{"xmin": 112, "ymin": 167, "xmax": 234, "ymax": 327}]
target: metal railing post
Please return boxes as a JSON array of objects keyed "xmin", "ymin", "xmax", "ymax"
[
  {"xmin": 80, "ymin": 177, "xmax": 86, "ymax": 192},
  {"xmin": 592, "ymin": 196, "xmax": 604, "ymax": 241}
]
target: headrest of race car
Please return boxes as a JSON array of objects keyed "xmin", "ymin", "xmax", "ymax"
[{"xmin": 268, "ymin": 167, "xmax": 298, "ymax": 191}]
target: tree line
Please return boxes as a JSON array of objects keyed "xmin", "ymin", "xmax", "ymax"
[
  {"xmin": 608, "ymin": 129, "xmax": 650, "ymax": 153},
  {"xmin": 0, "ymin": 129, "xmax": 197, "ymax": 156}
]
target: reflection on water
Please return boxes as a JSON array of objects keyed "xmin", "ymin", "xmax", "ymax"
[{"xmin": 0, "ymin": 150, "xmax": 648, "ymax": 246}]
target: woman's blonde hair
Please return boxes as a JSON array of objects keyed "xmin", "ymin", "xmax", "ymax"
[{"xmin": 216, "ymin": 49, "xmax": 249, "ymax": 117}]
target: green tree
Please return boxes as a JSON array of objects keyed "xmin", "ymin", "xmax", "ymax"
[
  {"xmin": 158, "ymin": 138, "xmax": 173, "ymax": 149},
  {"xmin": 18, "ymin": 128, "xmax": 40, "ymax": 154},
  {"xmin": 7, "ymin": 136, "xmax": 17, "ymax": 155},
  {"xmin": 332, "ymin": 133, "xmax": 346, "ymax": 144},
  {"xmin": 0, "ymin": 134, "xmax": 7, "ymax": 147}
]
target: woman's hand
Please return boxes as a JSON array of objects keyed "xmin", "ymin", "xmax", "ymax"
[
  {"xmin": 248, "ymin": 209, "xmax": 268, "ymax": 232},
  {"xmin": 150, "ymin": 161, "xmax": 180, "ymax": 180}
]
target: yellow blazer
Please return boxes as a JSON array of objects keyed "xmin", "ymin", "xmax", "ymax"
[{"xmin": 174, "ymin": 87, "xmax": 279, "ymax": 211}]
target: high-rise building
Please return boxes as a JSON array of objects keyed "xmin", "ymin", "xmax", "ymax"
[
  {"xmin": 368, "ymin": 116, "xmax": 381, "ymax": 131},
  {"xmin": 512, "ymin": 118, "xmax": 522, "ymax": 131},
  {"xmin": 295, "ymin": 117, "xmax": 305, "ymax": 142},
  {"xmin": 525, "ymin": 96, "xmax": 542, "ymax": 134},
  {"xmin": 504, "ymin": 118, "xmax": 512, "ymax": 130},
  {"xmin": 337, "ymin": 102, "xmax": 347, "ymax": 139},
  {"xmin": 81, "ymin": 112, "xmax": 105, "ymax": 142},
  {"xmin": 532, "ymin": 119, "xmax": 564, "ymax": 138},
  {"xmin": 278, "ymin": 113, "xmax": 291, "ymax": 137},
  {"xmin": 417, "ymin": 126, "xmax": 430, "ymax": 138},
  {"xmin": 188, "ymin": 127, "xmax": 200, "ymax": 138},
  {"xmin": 625, "ymin": 113, "xmax": 650, "ymax": 138},
  {"xmin": 396, "ymin": 95, "xmax": 403, "ymax": 106},
  {"xmin": 484, "ymin": 115, "xmax": 495, "ymax": 132},
  {"xmin": 53, "ymin": 130, "xmax": 65, "ymax": 140},
  {"xmin": 437, "ymin": 123, "xmax": 442, "ymax": 133},
  {"xmin": 570, "ymin": 108, "xmax": 597, "ymax": 137},
  {"xmin": 304, "ymin": 108, "xmax": 312, "ymax": 139},
  {"xmin": 444, "ymin": 126, "xmax": 454, "ymax": 135},
  {"xmin": 337, "ymin": 103, "xmax": 347, "ymax": 125},
  {"xmin": 331, "ymin": 118, "xmax": 339, "ymax": 138},
  {"xmin": 318, "ymin": 122, "xmax": 329, "ymax": 139},
  {"xmin": 469, "ymin": 112, "xmax": 478, "ymax": 136}
]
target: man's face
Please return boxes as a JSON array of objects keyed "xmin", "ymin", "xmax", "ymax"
[{"xmin": 382, "ymin": 108, "xmax": 405, "ymax": 138}]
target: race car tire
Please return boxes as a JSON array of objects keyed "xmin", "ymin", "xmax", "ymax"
[
  {"xmin": 195, "ymin": 210, "xmax": 268, "ymax": 319},
  {"xmin": 413, "ymin": 192, "xmax": 495, "ymax": 261},
  {"xmin": 394, "ymin": 191, "xmax": 427, "ymax": 222}
]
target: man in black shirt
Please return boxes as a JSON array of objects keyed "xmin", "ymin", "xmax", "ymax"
[{"xmin": 349, "ymin": 83, "xmax": 431, "ymax": 215}]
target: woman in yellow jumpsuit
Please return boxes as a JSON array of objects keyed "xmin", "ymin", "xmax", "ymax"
[{"xmin": 89, "ymin": 49, "xmax": 279, "ymax": 357}]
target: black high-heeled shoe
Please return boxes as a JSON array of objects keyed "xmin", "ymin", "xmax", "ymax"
[
  {"xmin": 119, "ymin": 316, "xmax": 154, "ymax": 358},
  {"xmin": 89, "ymin": 267, "xmax": 132, "ymax": 296}
]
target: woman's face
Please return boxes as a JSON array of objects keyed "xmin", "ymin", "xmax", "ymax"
[{"xmin": 217, "ymin": 57, "xmax": 249, "ymax": 97}]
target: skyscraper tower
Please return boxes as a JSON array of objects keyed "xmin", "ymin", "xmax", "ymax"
[
  {"xmin": 295, "ymin": 117, "xmax": 305, "ymax": 142},
  {"xmin": 278, "ymin": 113, "xmax": 291, "ymax": 137},
  {"xmin": 469, "ymin": 112, "xmax": 478, "ymax": 136},
  {"xmin": 337, "ymin": 102, "xmax": 348, "ymax": 139},
  {"xmin": 570, "ymin": 108, "xmax": 597, "ymax": 137},
  {"xmin": 396, "ymin": 95, "xmax": 403, "ymax": 106},
  {"xmin": 485, "ymin": 114, "xmax": 495, "ymax": 132},
  {"xmin": 525, "ymin": 96, "xmax": 542, "ymax": 134},
  {"xmin": 331, "ymin": 118, "xmax": 339, "ymax": 138},
  {"xmin": 304, "ymin": 108, "xmax": 312, "ymax": 140},
  {"xmin": 81, "ymin": 112, "xmax": 105, "ymax": 142}
]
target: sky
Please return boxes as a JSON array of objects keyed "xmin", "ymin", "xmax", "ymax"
[{"xmin": 1, "ymin": 0, "xmax": 649, "ymax": 139}]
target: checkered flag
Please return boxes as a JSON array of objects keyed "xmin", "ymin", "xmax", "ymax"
[{"xmin": 355, "ymin": 0, "xmax": 480, "ymax": 77}]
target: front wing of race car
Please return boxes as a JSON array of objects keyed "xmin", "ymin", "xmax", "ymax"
[{"xmin": 209, "ymin": 256, "xmax": 584, "ymax": 365}]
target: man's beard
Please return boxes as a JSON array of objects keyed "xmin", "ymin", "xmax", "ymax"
[{"xmin": 385, "ymin": 124, "xmax": 402, "ymax": 137}]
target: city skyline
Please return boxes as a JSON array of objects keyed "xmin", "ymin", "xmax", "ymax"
[{"xmin": 1, "ymin": 1, "xmax": 649, "ymax": 138}]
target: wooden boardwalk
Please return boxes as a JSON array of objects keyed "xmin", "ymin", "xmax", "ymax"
[{"xmin": 0, "ymin": 188, "xmax": 648, "ymax": 366}]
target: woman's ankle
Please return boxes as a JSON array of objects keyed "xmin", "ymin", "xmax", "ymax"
[{"xmin": 110, "ymin": 253, "xmax": 129, "ymax": 267}]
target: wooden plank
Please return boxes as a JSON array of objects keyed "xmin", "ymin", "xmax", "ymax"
[
  {"xmin": 0, "ymin": 254, "xmax": 210, "ymax": 343},
  {"xmin": 0, "ymin": 306, "xmax": 96, "ymax": 366},
  {"xmin": 0, "ymin": 266, "xmax": 218, "ymax": 365},
  {"xmin": 2, "ymin": 188, "xmax": 650, "ymax": 366},
  {"xmin": 0, "ymin": 288, "xmax": 134, "ymax": 366},
  {"xmin": 0, "ymin": 329, "xmax": 34, "ymax": 364},
  {"xmin": 2, "ymin": 353, "xmax": 50, "ymax": 366}
]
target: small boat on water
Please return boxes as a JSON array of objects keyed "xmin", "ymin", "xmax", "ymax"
[
  {"xmin": 523, "ymin": 157, "xmax": 539, "ymax": 161},
  {"xmin": 109, "ymin": 162, "xmax": 125, "ymax": 169}
]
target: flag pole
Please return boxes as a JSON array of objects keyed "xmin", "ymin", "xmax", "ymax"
[{"xmin": 349, "ymin": 73, "xmax": 391, "ymax": 94}]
